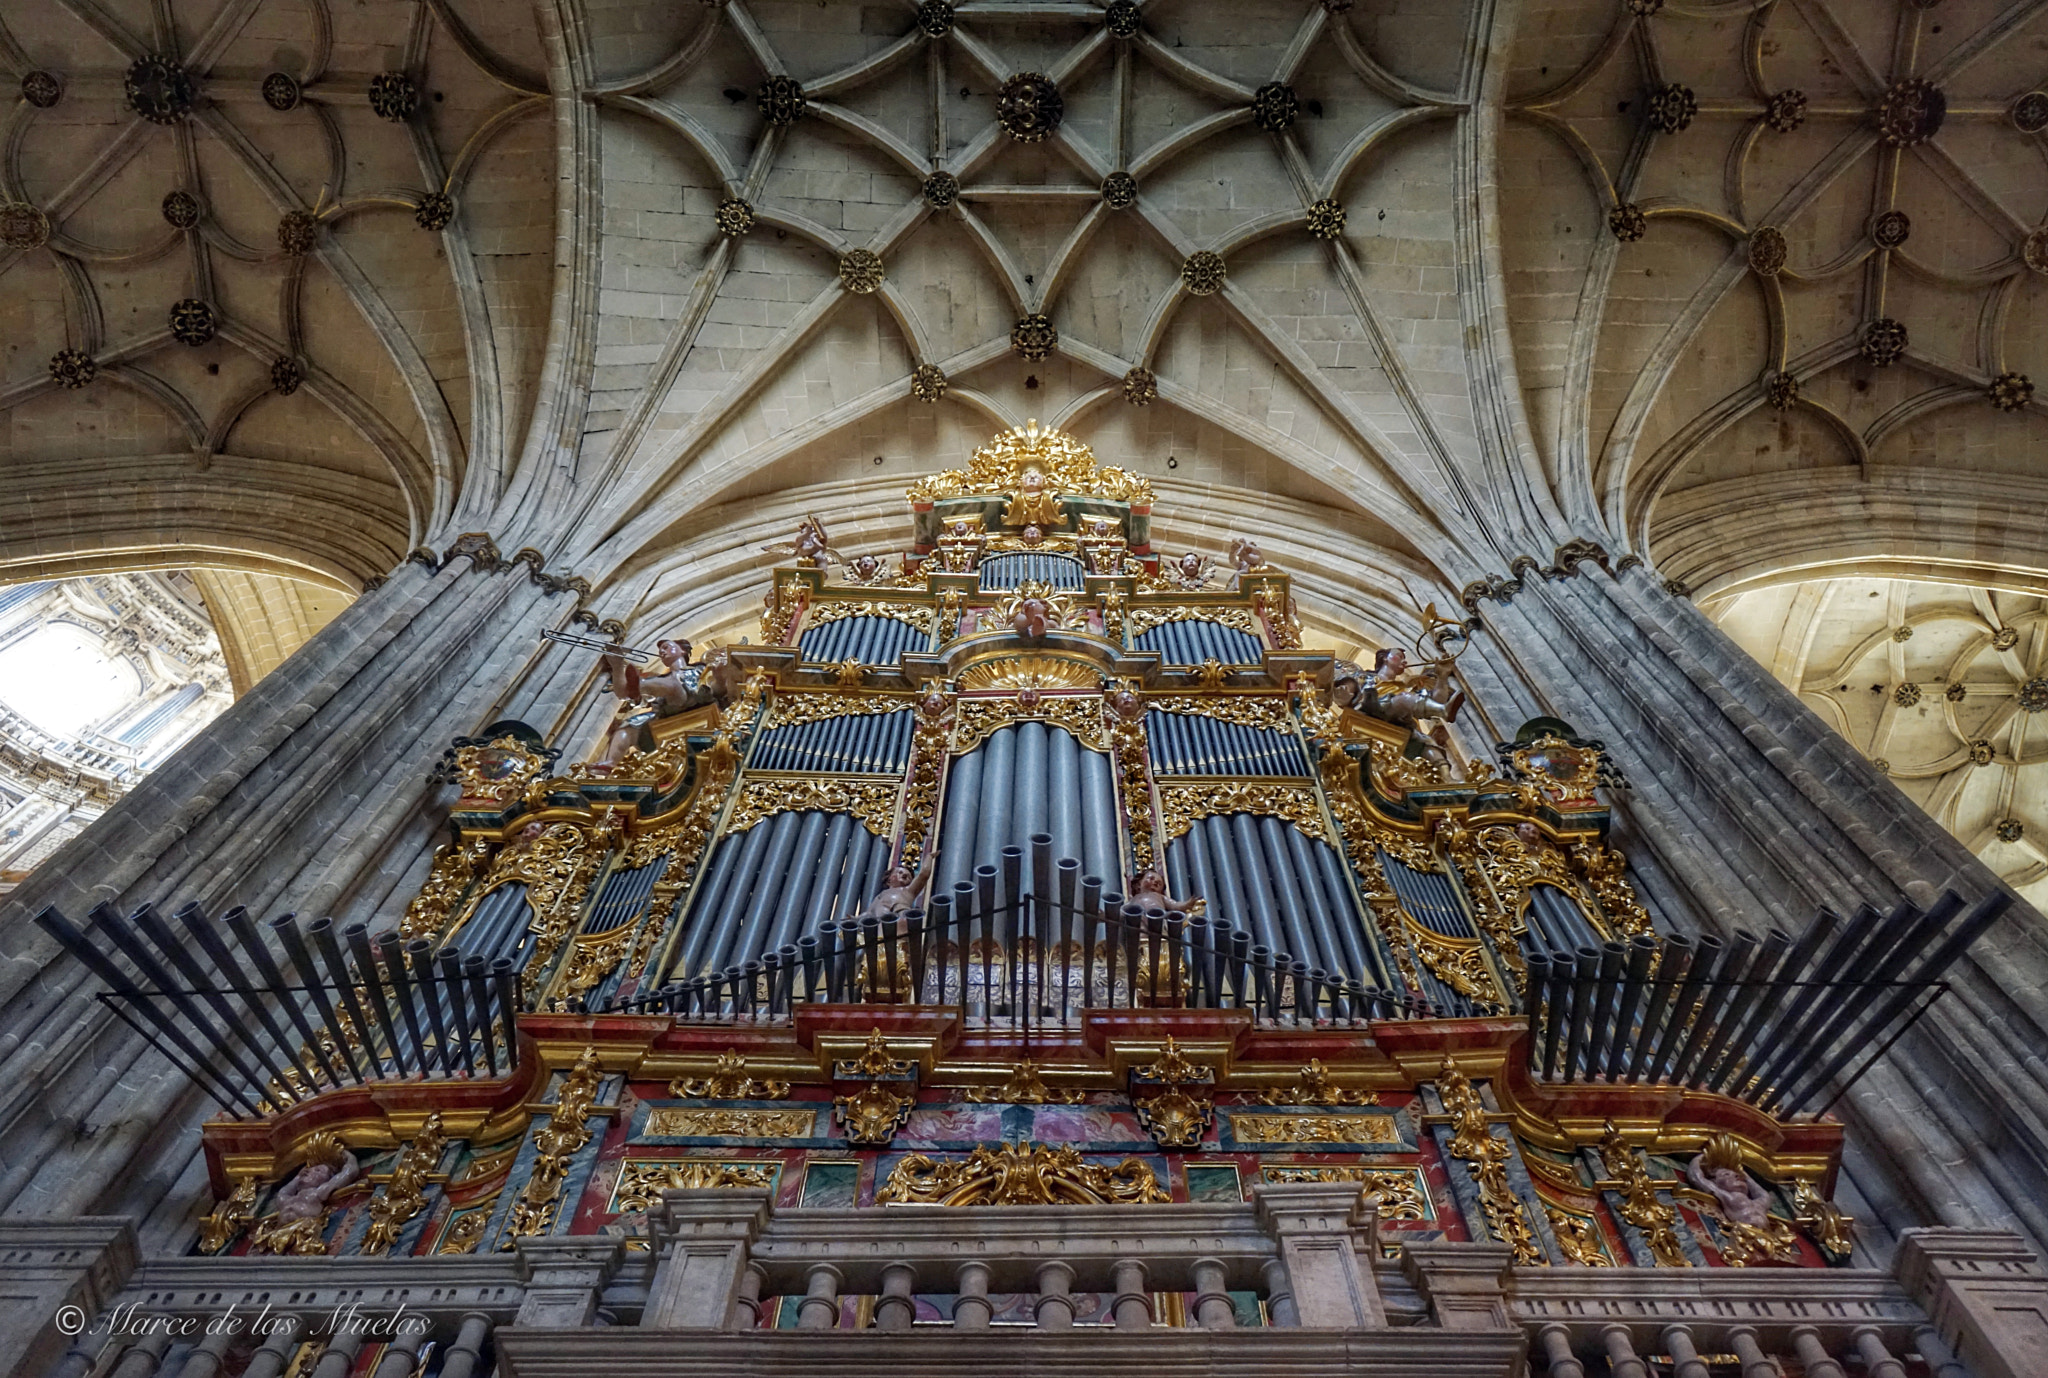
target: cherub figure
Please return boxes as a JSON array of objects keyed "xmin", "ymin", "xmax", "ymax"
[
  {"xmin": 1168, "ymin": 550, "xmax": 1218, "ymax": 589},
  {"xmin": 594, "ymin": 640, "xmax": 734, "ymax": 768},
  {"xmin": 1357, "ymin": 646, "xmax": 1467, "ymax": 759},
  {"xmin": 1688, "ymin": 1136, "xmax": 1774, "ymax": 1228},
  {"xmin": 252, "ymin": 1134, "xmax": 362, "ymax": 1255},
  {"xmin": 763, "ymin": 514, "xmax": 834, "ymax": 569},
  {"xmin": 843, "ymin": 553, "xmax": 888, "ymax": 584},
  {"xmin": 1002, "ymin": 470, "xmax": 1062, "ymax": 528},
  {"xmin": 1130, "ymin": 867, "xmax": 1203, "ymax": 917},
  {"xmin": 858, "ymin": 866, "xmax": 933, "ymax": 920},
  {"xmin": 1010, "ymin": 592, "xmax": 1054, "ymax": 641},
  {"xmin": 1229, "ymin": 538, "xmax": 1266, "ymax": 575}
]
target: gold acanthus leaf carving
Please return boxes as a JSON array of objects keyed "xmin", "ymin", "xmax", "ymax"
[
  {"xmin": 1108, "ymin": 698, "xmax": 1158, "ymax": 869},
  {"xmin": 1144, "ymin": 694, "xmax": 1296, "ymax": 732},
  {"xmin": 904, "ymin": 422, "xmax": 1154, "ymax": 507},
  {"xmin": 833, "ymin": 1081, "xmax": 914, "ymax": 1146},
  {"xmin": 803, "ymin": 601, "xmax": 934, "ymax": 633},
  {"xmin": 1135, "ymin": 1035, "xmax": 1212, "ymax": 1084},
  {"xmin": 1135, "ymin": 1085, "xmax": 1212, "ymax": 1148},
  {"xmin": 1791, "ymin": 1178, "xmax": 1855, "ymax": 1258},
  {"xmin": 612, "ymin": 1159, "xmax": 777, "ymax": 1213},
  {"xmin": 1597, "ymin": 1121, "xmax": 1689, "ymax": 1267},
  {"xmin": 1438, "ymin": 1060, "xmax": 1543, "ymax": 1265},
  {"xmin": 1254, "ymin": 1058, "xmax": 1377, "ymax": 1106},
  {"xmin": 436, "ymin": 1208, "xmax": 490, "ymax": 1255},
  {"xmin": 769, "ymin": 692, "xmax": 915, "ymax": 730},
  {"xmin": 551, "ymin": 924, "xmax": 637, "ymax": 1006},
  {"xmin": 198, "ymin": 1177, "xmax": 260, "ymax": 1254},
  {"xmin": 1571, "ymin": 841, "xmax": 1656, "ymax": 940},
  {"xmin": 727, "ymin": 778, "xmax": 900, "ymax": 836},
  {"xmin": 401, "ymin": 836, "xmax": 493, "ymax": 943},
  {"xmin": 362, "ymin": 1113, "xmax": 447, "ymax": 1256},
  {"xmin": 958, "ymin": 655, "xmax": 1101, "ymax": 692},
  {"xmin": 1544, "ymin": 1207, "xmax": 1612, "ymax": 1266},
  {"xmin": 505, "ymin": 1049, "xmax": 605, "ymax": 1242},
  {"xmin": 1230, "ymin": 1112, "xmax": 1398, "ymax": 1143},
  {"xmin": 643, "ymin": 1108, "xmax": 815, "ymax": 1139},
  {"xmin": 953, "ymin": 692, "xmax": 1108, "ymax": 754},
  {"xmin": 1262, "ymin": 1166, "xmax": 1427, "ymax": 1221},
  {"xmin": 1410, "ymin": 927, "xmax": 1506, "ymax": 1009},
  {"xmin": 898, "ymin": 694, "xmax": 953, "ymax": 874},
  {"xmin": 1157, "ymin": 782, "xmax": 1326, "ymax": 844},
  {"xmin": 878, "ymin": 1142, "xmax": 1168, "ymax": 1206},
  {"xmin": 671, "ymin": 1050, "xmax": 791, "ymax": 1100},
  {"xmin": 1125, "ymin": 604, "xmax": 1262, "ymax": 641},
  {"xmin": 964, "ymin": 1059, "xmax": 1085, "ymax": 1104}
]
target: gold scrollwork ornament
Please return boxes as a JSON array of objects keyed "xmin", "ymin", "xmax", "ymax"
[
  {"xmin": 1597, "ymin": 1121, "xmax": 1689, "ymax": 1267},
  {"xmin": 505, "ymin": 1050, "xmax": 606, "ymax": 1242},
  {"xmin": 1438, "ymin": 1060, "xmax": 1543, "ymax": 1265},
  {"xmin": 362, "ymin": 1113, "xmax": 448, "ymax": 1256},
  {"xmin": 198, "ymin": 1177, "xmax": 260, "ymax": 1254},
  {"xmin": 671, "ymin": 1049, "xmax": 791, "ymax": 1100},
  {"xmin": 878, "ymin": 1142, "xmax": 1168, "ymax": 1206},
  {"xmin": 834, "ymin": 1082, "xmax": 914, "ymax": 1146}
]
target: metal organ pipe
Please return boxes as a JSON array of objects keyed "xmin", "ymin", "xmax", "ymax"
[
  {"xmin": 226, "ymin": 906, "xmax": 342, "ymax": 1088},
  {"xmin": 1626, "ymin": 934, "xmax": 1692, "ymax": 1082},
  {"xmin": 1690, "ymin": 926, "xmax": 1791, "ymax": 1090},
  {"xmin": 377, "ymin": 932, "xmax": 429, "ymax": 1073},
  {"xmin": 406, "ymin": 938, "xmax": 453, "ymax": 1073},
  {"xmin": 273, "ymin": 913, "xmax": 366, "ymax": 1083},
  {"xmin": 1743, "ymin": 904, "xmax": 1883, "ymax": 1095},
  {"xmin": 1647, "ymin": 932, "xmax": 1720, "ymax": 1083},
  {"xmin": 34, "ymin": 904, "xmax": 259, "ymax": 1115},
  {"xmin": 343, "ymin": 922, "xmax": 408, "ymax": 1076},
  {"xmin": 933, "ymin": 744, "xmax": 985, "ymax": 901},
  {"xmin": 765, "ymin": 811, "xmax": 831, "ymax": 952},
  {"xmin": 722, "ymin": 813, "xmax": 807, "ymax": 971},
  {"xmin": 177, "ymin": 903, "xmax": 303, "ymax": 1084},
  {"xmin": 686, "ymin": 820, "xmax": 774, "ymax": 976},
  {"xmin": 438, "ymin": 946, "xmax": 476, "ymax": 1065},
  {"xmin": 133, "ymin": 902, "xmax": 287, "ymax": 1096},
  {"xmin": 1603, "ymin": 935, "xmax": 1660, "ymax": 1080}
]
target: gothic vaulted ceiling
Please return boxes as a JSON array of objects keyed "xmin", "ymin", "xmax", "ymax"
[{"xmin": 3, "ymin": 0, "xmax": 2043, "ymax": 644}]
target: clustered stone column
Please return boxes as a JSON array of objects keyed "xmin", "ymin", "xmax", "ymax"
[
  {"xmin": 0, "ymin": 554, "xmax": 599, "ymax": 1241},
  {"xmin": 1458, "ymin": 561, "xmax": 2048, "ymax": 1252}
]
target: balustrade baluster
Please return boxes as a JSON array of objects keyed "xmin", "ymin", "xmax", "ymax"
[
  {"xmin": 797, "ymin": 1263, "xmax": 844, "ymax": 1330},
  {"xmin": 1602, "ymin": 1324, "xmax": 1650, "ymax": 1378},
  {"xmin": 1537, "ymin": 1325, "xmax": 1586, "ymax": 1378},
  {"xmin": 1852, "ymin": 1325, "xmax": 1908, "ymax": 1378},
  {"xmin": 876, "ymin": 1261, "xmax": 918, "ymax": 1331},
  {"xmin": 954, "ymin": 1260, "xmax": 993, "ymax": 1330},
  {"xmin": 1190, "ymin": 1256, "xmax": 1235, "ymax": 1328},
  {"xmin": 1789, "ymin": 1325, "xmax": 1847, "ymax": 1378},
  {"xmin": 1261, "ymin": 1257, "xmax": 1297, "ymax": 1327},
  {"xmin": 1112, "ymin": 1258, "xmax": 1153, "ymax": 1330},
  {"xmin": 307, "ymin": 1331, "xmax": 366, "ymax": 1378},
  {"xmin": 1914, "ymin": 1326, "xmax": 1970, "ymax": 1378},
  {"xmin": 1035, "ymin": 1260, "xmax": 1076, "ymax": 1330},
  {"xmin": 732, "ymin": 1264, "xmax": 766, "ymax": 1330},
  {"xmin": 436, "ymin": 1314, "xmax": 493, "ymax": 1378},
  {"xmin": 1661, "ymin": 1323, "xmax": 1711, "ymax": 1378},
  {"xmin": 107, "ymin": 1332, "xmax": 174, "ymax": 1378},
  {"xmin": 239, "ymin": 1316, "xmax": 305, "ymax": 1378},
  {"xmin": 1726, "ymin": 1325, "xmax": 1780, "ymax": 1378},
  {"xmin": 368, "ymin": 1327, "xmax": 426, "ymax": 1378}
]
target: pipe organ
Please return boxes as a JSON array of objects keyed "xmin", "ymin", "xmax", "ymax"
[{"xmin": 41, "ymin": 425, "xmax": 2005, "ymax": 1329}]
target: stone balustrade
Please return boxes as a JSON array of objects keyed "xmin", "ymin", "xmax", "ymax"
[{"xmin": 6, "ymin": 1214, "xmax": 2043, "ymax": 1378}]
